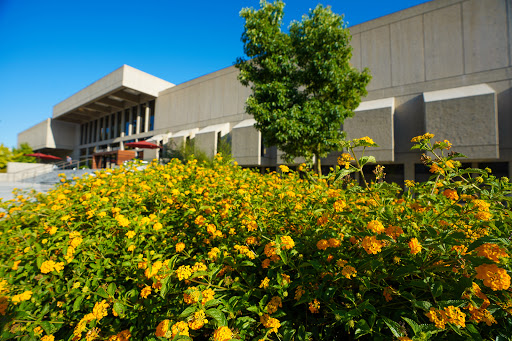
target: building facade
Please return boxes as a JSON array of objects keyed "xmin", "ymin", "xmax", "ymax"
[{"xmin": 18, "ymin": 0, "xmax": 512, "ymax": 183}]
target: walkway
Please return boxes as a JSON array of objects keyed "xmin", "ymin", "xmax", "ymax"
[{"xmin": 0, "ymin": 181, "xmax": 54, "ymax": 202}]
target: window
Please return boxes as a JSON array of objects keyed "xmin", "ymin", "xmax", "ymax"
[
  {"xmin": 116, "ymin": 112, "xmax": 122, "ymax": 138},
  {"xmin": 131, "ymin": 106, "xmax": 138, "ymax": 135},
  {"xmin": 140, "ymin": 103, "xmax": 146, "ymax": 133},
  {"xmin": 149, "ymin": 100, "xmax": 155, "ymax": 131},
  {"xmin": 125, "ymin": 109, "xmax": 130, "ymax": 136}
]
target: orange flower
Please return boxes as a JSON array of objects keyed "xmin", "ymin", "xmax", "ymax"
[
  {"xmin": 408, "ymin": 238, "xmax": 422, "ymax": 255},
  {"xmin": 362, "ymin": 236, "xmax": 384, "ymax": 254}
]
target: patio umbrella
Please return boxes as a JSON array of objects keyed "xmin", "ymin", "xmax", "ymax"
[
  {"xmin": 125, "ymin": 141, "xmax": 162, "ymax": 149},
  {"xmin": 25, "ymin": 153, "xmax": 62, "ymax": 160}
]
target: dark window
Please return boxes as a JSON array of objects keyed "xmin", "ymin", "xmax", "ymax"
[
  {"xmin": 132, "ymin": 106, "xmax": 138, "ymax": 135},
  {"xmin": 116, "ymin": 112, "xmax": 122, "ymax": 138},
  {"xmin": 149, "ymin": 100, "xmax": 155, "ymax": 131},
  {"xmin": 125, "ymin": 109, "xmax": 130, "ymax": 136},
  {"xmin": 478, "ymin": 162, "xmax": 508, "ymax": 179},
  {"xmin": 140, "ymin": 104, "xmax": 146, "ymax": 133}
]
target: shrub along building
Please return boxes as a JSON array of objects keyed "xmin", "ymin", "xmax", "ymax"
[{"xmin": 18, "ymin": 0, "xmax": 512, "ymax": 184}]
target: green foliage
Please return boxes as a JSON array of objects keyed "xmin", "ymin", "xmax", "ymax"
[
  {"xmin": 236, "ymin": 1, "xmax": 371, "ymax": 173},
  {"xmin": 165, "ymin": 139, "xmax": 210, "ymax": 164},
  {"xmin": 0, "ymin": 143, "xmax": 36, "ymax": 170},
  {"xmin": 0, "ymin": 135, "xmax": 511, "ymax": 340}
]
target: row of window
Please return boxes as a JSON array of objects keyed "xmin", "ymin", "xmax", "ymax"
[{"xmin": 80, "ymin": 100, "xmax": 155, "ymax": 145}]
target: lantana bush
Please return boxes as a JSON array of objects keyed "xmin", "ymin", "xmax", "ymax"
[{"xmin": 0, "ymin": 134, "xmax": 511, "ymax": 340}]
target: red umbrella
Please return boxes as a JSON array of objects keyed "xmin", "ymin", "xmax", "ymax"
[
  {"xmin": 125, "ymin": 141, "xmax": 162, "ymax": 149},
  {"xmin": 25, "ymin": 153, "xmax": 62, "ymax": 160}
]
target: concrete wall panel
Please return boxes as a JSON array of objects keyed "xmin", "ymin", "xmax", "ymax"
[
  {"xmin": 424, "ymin": 4, "xmax": 464, "ymax": 80},
  {"xmin": 390, "ymin": 16, "xmax": 425, "ymax": 86},
  {"xmin": 232, "ymin": 120, "xmax": 261, "ymax": 166},
  {"xmin": 463, "ymin": 0, "xmax": 509, "ymax": 73},
  {"xmin": 51, "ymin": 120, "xmax": 79, "ymax": 150},
  {"xmin": 350, "ymin": 33, "xmax": 361, "ymax": 70},
  {"xmin": 344, "ymin": 97, "xmax": 395, "ymax": 162},
  {"xmin": 18, "ymin": 119, "xmax": 50, "ymax": 150},
  {"xmin": 361, "ymin": 26, "xmax": 391, "ymax": 90},
  {"xmin": 424, "ymin": 84, "xmax": 498, "ymax": 159}
]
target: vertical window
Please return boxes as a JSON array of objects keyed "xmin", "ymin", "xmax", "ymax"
[
  {"xmin": 149, "ymin": 100, "xmax": 155, "ymax": 131},
  {"xmin": 116, "ymin": 112, "xmax": 122, "ymax": 138},
  {"xmin": 132, "ymin": 105, "xmax": 138, "ymax": 135},
  {"xmin": 88, "ymin": 121, "xmax": 93, "ymax": 144},
  {"xmin": 125, "ymin": 109, "xmax": 130, "ymax": 136},
  {"xmin": 140, "ymin": 103, "xmax": 146, "ymax": 134},
  {"xmin": 99, "ymin": 117, "xmax": 104, "ymax": 141},
  {"xmin": 110, "ymin": 114, "xmax": 115, "ymax": 139},
  {"xmin": 93, "ymin": 120, "xmax": 98, "ymax": 143}
]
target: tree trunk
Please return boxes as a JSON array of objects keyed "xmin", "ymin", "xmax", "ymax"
[{"xmin": 315, "ymin": 153, "xmax": 322, "ymax": 176}]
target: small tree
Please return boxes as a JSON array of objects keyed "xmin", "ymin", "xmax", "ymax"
[
  {"xmin": 0, "ymin": 143, "xmax": 35, "ymax": 171},
  {"xmin": 236, "ymin": 0, "xmax": 371, "ymax": 174}
]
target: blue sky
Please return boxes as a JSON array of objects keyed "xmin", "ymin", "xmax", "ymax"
[{"xmin": 0, "ymin": 0, "xmax": 430, "ymax": 148}]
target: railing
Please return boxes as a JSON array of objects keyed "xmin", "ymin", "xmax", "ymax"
[{"xmin": 0, "ymin": 158, "xmax": 93, "ymax": 183}]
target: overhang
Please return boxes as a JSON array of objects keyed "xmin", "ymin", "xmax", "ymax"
[{"xmin": 52, "ymin": 65, "xmax": 174, "ymax": 124}]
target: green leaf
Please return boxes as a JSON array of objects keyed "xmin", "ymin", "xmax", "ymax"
[
  {"xmin": 382, "ymin": 317, "xmax": 403, "ymax": 338},
  {"xmin": 402, "ymin": 317, "xmax": 420, "ymax": 335},
  {"xmin": 73, "ymin": 295, "xmax": 84, "ymax": 312},
  {"xmin": 113, "ymin": 301, "xmax": 125, "ymax": 317},
  {"xmin": 354, "ymin": 319, "xmax": 371, "ymax": 338},
  {"xmin": 412, "ymin": 300, "xmax": 432, "ymax": 311},
  {"xmin": 107, "ymin": 282, "xmax": 117, "ymax": 296},
  {"xmin": 206, "ymin": 308, "xmax": 227, "ymax": 326},
  {"xmin": 431, "ymin": 282, "xmax": 443, "ymax": 298},
  {"xmin": 179, "ymin": 306, "xmax": 196, "ymax": 318}
]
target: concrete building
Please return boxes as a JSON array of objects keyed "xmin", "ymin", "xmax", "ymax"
[{"xmin": 18, "ymin": 0, "xmax": 512, "ymax": 183}]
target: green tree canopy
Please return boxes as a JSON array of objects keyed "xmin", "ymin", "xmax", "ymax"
[
  {"xmin": 0, "ymin": 143, "xmax": 35, "ymax": 170},
  {"xmin": 235, "ymin": 0, "xmax": 371, "ymax": 174}
]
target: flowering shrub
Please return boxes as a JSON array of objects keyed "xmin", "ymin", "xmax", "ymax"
[{"xmin": 0, "ymin": 135, "xmax": 511, "ymax": 340}]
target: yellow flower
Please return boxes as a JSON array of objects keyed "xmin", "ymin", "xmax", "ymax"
[
  {"xmin": 429, "ymin": 163, "xmax": 444, "ymax": 174},
  {"xmin": 280, "ymin": 235, "xmax": 295, "ymax": 249},
  {"xmin": 316, "ymin": 239, "xmax": 329, "ymax": 250},
  {"xmin": 11, "ymin": 260, "xmax": 21, "ymax": 270},
  {"xmin": 279, "ymin": 165, "xmax": 290, "ymax": 173},
  {"xmin": 155, "ymin": 319, "xmax": 170, "ymax": 338},
  {"xmin": 260, "ymin": 314, "xmax": 281, "ymax": 333},
  {"xmin": 127, "ymin": 245, "xmax": 136, "ymax": 252},
  {"xmin": 362, "ymin": 236, "xmax": 384, "ymax": 254},
  {"xmin": 176, "ymin": 242, "xmax": 185, "ymax": 252},
  {"xmin": 475, "ymin": 243, "xmax": 509, "ymax": 262},
  {"xmin": 153, "ymin": 222, "xmax": 163, "ymax": 231},
  {"xmin": 475, "ymin": 263, "xmax": 511, "ymax": 291},
  {"xmin": 188, "ymin": 310, "xmax": 208, "ymax": 330},
  {"xmin": 308, "ymin": 299, "xmax": 320, "ymax": 313},
  {"xmin": 140, "ymin": 286, "xmax": 151, "ymax": 298},
  {"xmin": 41, "ymin": 336, "xmax": 55, "ymax": 341},
  {"xmin": 266, "ymin": 296, "xmax": 282, "ymax": 314},
  {"xmin": 443, "ymin": 189, "xmax": 459, "ymax": 201},
  {"xmin": 367, "ymin": 220, "xmax": 384, "ymax": 234},
  {"xmin": 125, "ymin": 230, "xmax": 136, "ymax": 239},
  {"xmin": 408, "ymin": 238, "xmax": 422, "ymax": 255},
  {"xmin": 73, "ymin": 282, "xmax": 81, "ymax": 289},
  {"xmin": 92, "ymin": 300, "xmax": 109, "ymax": 320},
  {"xmin": 176, "ymin": 265, "xmax": 193, "ymax": 281},
  {"xmin": 259, "ymin": 277, "xmax": 270, "ymax": 289},
  {"xmin": 11, "ymin": 290, "xmax": 32, "ymax": 304},
  {"xmin": 213, "ymin": 326, "xmax": 232, "ymax": 341},
  {"xmin": 341, "ymin": 265, "xmax": 357, "ymax": 279}
]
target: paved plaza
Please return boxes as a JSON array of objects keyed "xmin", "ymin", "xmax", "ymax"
[{"xmin": 0, "ymin": 181, "xmax": 54, "ymax": 202}]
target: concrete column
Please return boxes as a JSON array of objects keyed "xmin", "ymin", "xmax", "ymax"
[
  {"xmin": 95, "ymin": 119, "xmax": 100, "ymax": 142},
  {"xmin": 113, "ymin": 113, "xmax": 118, "ymax": 138},
  {"xmin": 128, "ymin": 110, "xmax": 133, "ymax": 136},
  {"xmin": 135, "ymin": 106, "xmax": 141, "ymax": 135},
  {"xmin": 144, "ymin": 104, "xmax": 150, "ymax": 133},
  {"xmin": 404, "ymin": 162, "xmax": 415, "ymax": 182},
  {"xmin": 121, "ymin": 112, "xmax": 126, "ymax": 137}
]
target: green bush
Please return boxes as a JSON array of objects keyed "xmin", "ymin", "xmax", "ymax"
[{"xmin": 0, "ymin": 135, "xmax": 511, "ymax": 341}]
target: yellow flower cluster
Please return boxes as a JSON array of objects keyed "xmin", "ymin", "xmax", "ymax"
[
  {"xmin": 188, "ymin": 309, "xmax": 208, "ymax": 330},
  {"xmin": 362, "ymin": 236, "xmax": 384, "ymax": 255},
  {"xmin": 40, "ymin": 260, "xmax": 65, "ymax": 274},
  {"xmin": 260, "ymin": 314, "xmax": 281, "ymax": 333},
  {"xmin": 309, "ymin": 299, "xmax": 320, "ymax": 313},
  {"xmin": 425, "ymin": 306, "xmax": 465, "ymax": 329},
  {"xmin": 341, "ymin": 265, "xmax": 357, "ymax": 279},
  {"xmin": 337, "ymin": 153, "xmax": 354, "ymax": 169},
  {"xmin": 266, "ymin": 296, "xmax": 282, "ymax": 314},
  {"xmin": 408, "ymin": 238, "xmax": 422, "ymax": 255},
  {"xmin": 234, "ymin": 244, "xmax": 256, "ymax": 259},
  {"xmin": 443, "ymin": 189, "xmax": 459, "ymax": 201},
  {"xmin": 411, "ymin": 133, "xmax": 434, "ymax": 143},
  {"xmin": 367, "ymin": 220, "xmax": 384, "ymax": 234},
  {"xmin": 175, "ymin": 242, "xmax": 185, "ymax": 252},
  {"xmin": 176, "ymin": 265, "xmax": 193, "ymax": 281},
  {"xmin": 475, "ymin": 243, "xmax": 509, "ymax": 262},
  {"xmin": 475, "ymin": 263, "xmax": 511, "ymax": 291},
  {"xmin": 213, "ymin": 326, "xmax": 232, "ymax": 341},
  {"xmin": 11, "ymin": 290, "xmax": 32, "ymax": 305},
  {"xmin": 280, "ymin": 235, "xmax": 295, "ymax": 250}
]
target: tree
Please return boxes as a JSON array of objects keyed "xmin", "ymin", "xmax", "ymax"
[
  {"xmin": 0, "ymin": 143, "xmax": 35, "ymax": 171},
  {"xmin": 235, "ymin": 0, "xmax": 371, "ymax": 174}
]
